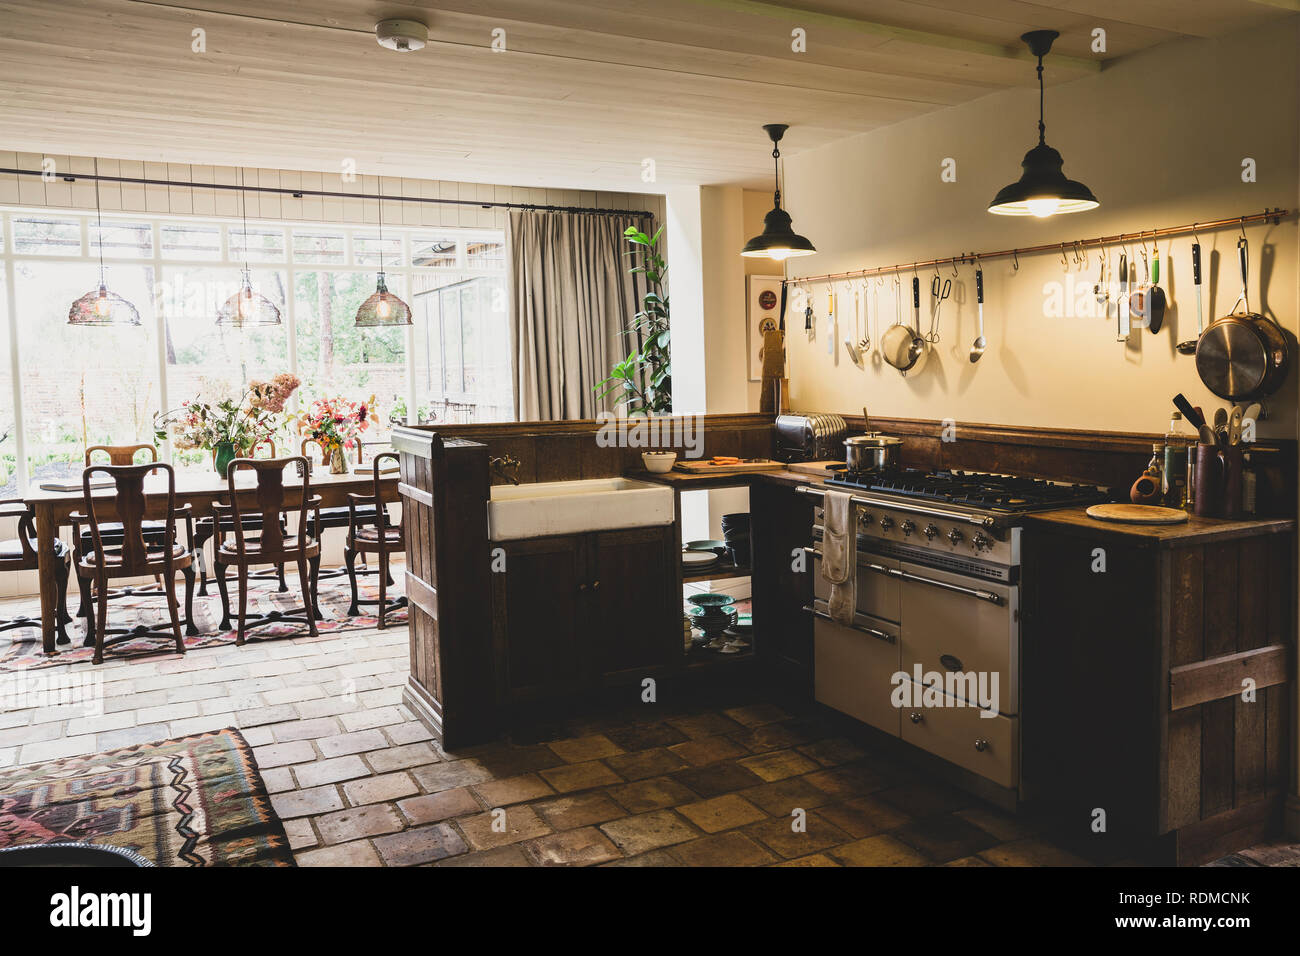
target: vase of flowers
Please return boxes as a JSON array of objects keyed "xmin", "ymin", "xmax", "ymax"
[
  {"xmin": 154, "ymin": 375, "xmax": 300, "ymax": 476},
  {"xmin": 294, "ymin": 394, "xmax": 374, "ymax": 475}
]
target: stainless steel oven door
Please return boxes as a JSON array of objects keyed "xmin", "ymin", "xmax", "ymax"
[
  {"xmin": 896, "ymin": 560, "xmax": 1019, "ymax": 715},
  {"xmin": 810, "ymin": 603, "xmax": 901, "ymax": 738},
  {"xmin": 809, "ymin": 547, "xmax": 900, "ymax": 622}
]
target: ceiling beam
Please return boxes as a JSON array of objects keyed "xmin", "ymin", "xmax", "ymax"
[{"xmin": 681, "ymin": 0, "xmax": 1102, "ymax": 72}]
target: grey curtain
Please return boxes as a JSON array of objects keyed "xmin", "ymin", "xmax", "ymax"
[{"xmin": 507, "ymin": 209, "xmax": 650, "ymax": 421}]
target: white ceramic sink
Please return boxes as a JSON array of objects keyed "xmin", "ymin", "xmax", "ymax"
[{"xmin": 487, "ymin": 477, "xmax": 675, "ymax": 541}]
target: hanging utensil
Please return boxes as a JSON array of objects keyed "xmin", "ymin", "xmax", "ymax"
[
  {"xmin": 1195, "ymin": 235, "xmax": 1290, "ymax": 400},
  {"xmin": 858, "ymin": 280, "xmax": 871, "ymax": 354},
  {"xmin": 1177, "ymin": 239, "xmax": 1203, "ymax": 354},
  {"xmin": 826, "ymin": 290, "xmax": 837, "ymax": 358},
  {"xmin": 970, "ymin": 267, "xmax": 986, "ymax": 363},
  {"xmin": 1129, "ymin": 239, "xmax": 1150, "ymax": 331},
  {"xmin": 882, "ymin": 273, "xmax": 928, "ymax": 374},
  {"xmin": 842, "ymin": 284, "xmax": 861, "ymax": 366},
  {"xmin": 1147, "ymin": 239, "xmax": 1167, "ymax": 334},
  {"xmin": 1116, "ymin": 251, "xmax": 1130, "ymax": 340},
  {"xmin": 927, "ymin": 274, "xmax": 951, "ymax": 343}
]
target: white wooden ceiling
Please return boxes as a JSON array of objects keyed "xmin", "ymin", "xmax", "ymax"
[{"xmin": 0, "ymin": 0, "xmax": 1294, "ymax": 191}]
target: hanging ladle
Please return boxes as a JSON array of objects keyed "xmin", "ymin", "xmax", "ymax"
[{"xmin": 969, "ymin": 263, "xmax": 986, "ymax": 363}]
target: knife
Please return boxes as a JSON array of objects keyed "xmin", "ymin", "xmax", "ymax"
[
  {"xmin": 1116, "ymin": 252, "xmax": 1130, "ymax": 340},
  {"xmin": 778, "ymin": 279, "xmax": 788, "ymax": 332}
]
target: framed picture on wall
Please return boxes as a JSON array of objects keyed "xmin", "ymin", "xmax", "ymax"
[{"xmin": 747, "ymin": 275, "xmax": 784, "ymax": 382}]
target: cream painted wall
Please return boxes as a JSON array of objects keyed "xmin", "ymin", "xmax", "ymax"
[{"xmin": 777, "ymin": 20, "xmax": 1300, "ymax": 441}]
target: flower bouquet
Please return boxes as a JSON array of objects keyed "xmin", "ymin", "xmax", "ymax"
[
  {"xmin": 154, "ymin": 375, "xmax": 300, "ymax": 477},
  {"xmin": 293, "ymin": 394, "xmax": 374, "ymax": 474}
]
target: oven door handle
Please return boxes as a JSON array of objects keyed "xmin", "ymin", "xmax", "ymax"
[
  {"xmin": 796, "ymin": 484, "xmax": 997, "ymax": 531},
  {"xmin": 890, "ymin": 567, "xmax": 1003, "ymax": 605},
  {"xmin": 802, "ymin": 604, "xmax": 897, "ymax": 643},
  {"xmin": 802, "ymin": 547, "xmax": 895, "ymax": 579}
]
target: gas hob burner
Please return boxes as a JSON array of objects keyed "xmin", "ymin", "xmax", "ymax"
[{"xmin": 823, "ymin": 467, "xmax": 1109, "ymax": 515}]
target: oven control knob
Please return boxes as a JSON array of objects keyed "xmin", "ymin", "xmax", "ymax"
[
  {"xmin": 923, "ymin": 523, "xmax": 939, "ymax": 540},
  {"xmin": 878, "ymin": 515, "xmax": 894, "ymax": 532},
  {"xmin": 972, "ymin": 532, "xmax": 993, "ymax": 553},
  {"xmin": 909, "ymin": 712, "xmax": 924, "ymax": 724},
  {"xmin": 946, "ymin": 528, "xmax": 964, "ymax": 546},
  {"xmin": 899, "ymin": 520, "xmax": 915, "ymax": 537},
  {"xmin": 857, "ymin": 511, "xmax": 872, "ymax": 528}
]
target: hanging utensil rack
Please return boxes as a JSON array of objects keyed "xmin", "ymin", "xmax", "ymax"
[{"xmin": 787, "ymin": 207, "xmax": 1291, "ymax": 285}]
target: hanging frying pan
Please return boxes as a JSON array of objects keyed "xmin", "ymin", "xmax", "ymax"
[
  {"xmin": 881, "ymin": 275, "xmax": 927, "ymax": 374},
  {"xmin": 1195, "ymin": 237, "xmax": 1289, "ymax": 400}
]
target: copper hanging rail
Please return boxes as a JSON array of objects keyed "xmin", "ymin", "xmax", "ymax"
[{"xmin": 787, "ymin": 207, "xmax": 1291, "ymax": 284}]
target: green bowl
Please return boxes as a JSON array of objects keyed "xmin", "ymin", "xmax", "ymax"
[
  {"xmin": 684, "ymin": 539, "xmax": 727, "ymax": 554},
  {"xmin": 687, "ymin": 592, "xmax": 735, "ymax": 609}
]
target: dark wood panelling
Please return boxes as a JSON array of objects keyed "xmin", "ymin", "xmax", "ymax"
[{"xmin": 1170, "ymin": 646, "xmax": 1289, "ymax": 710}]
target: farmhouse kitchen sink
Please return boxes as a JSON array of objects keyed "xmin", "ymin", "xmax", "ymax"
[{"xmin": 487, "ymin": 477, "xmax": 675, "ymax": 541}]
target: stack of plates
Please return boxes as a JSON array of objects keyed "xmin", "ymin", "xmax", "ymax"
[{"xmin": 682, "ymin": 549, "xmax": 719, "ymax": 573}]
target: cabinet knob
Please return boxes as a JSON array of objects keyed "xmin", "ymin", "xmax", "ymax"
[
  {"xmin": 592, "ymin": 580, "xmax": 600, "ymax": 590},
  {"xmin": 974, "ymin": 738, "xmax": 989, "ymax": 752},
  {"xmin": 909, "ymin": 711, "xmax": 924, "ymax": 724},
  {"xmin": 578, "ymin": 583, "xmax": 589, "ymax": 591}
]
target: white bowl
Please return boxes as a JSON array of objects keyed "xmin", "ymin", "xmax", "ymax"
[{"xmin": 641, "ymin": 451, "xmax": 678, "ymax": 473}]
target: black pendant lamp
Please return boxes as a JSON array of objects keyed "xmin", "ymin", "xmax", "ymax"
[
  {"xmin": 68, "ymin": 158, "xmax": 142, "ymax": 327},
  {"xmin": 988, "ymin": 30, "xmax": 1099, "ymax": 218},
  {"xmin": 741, "ymin": 123, "xmax": 816, "ymax": 260},
  {"xmin": 355, "ymin": 188, "xmax": 412, "ymax": 327},
  {"xmin": 217, "ymin": 169, "xmax": 282, "ymax": 327}
]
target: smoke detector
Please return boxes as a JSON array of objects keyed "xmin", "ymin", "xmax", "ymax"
[{"xmin": 375, "ymin": 19, "xmax": 428, "ymax": 52}]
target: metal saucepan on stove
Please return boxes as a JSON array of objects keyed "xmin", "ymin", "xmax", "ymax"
[
  {"xmin": 844, "ymin": 432, "xmax": 902, "ymax": 473},
  {"xmin": 1195, "ymin": 237, "xmax": 1289, "ymax": 400}
]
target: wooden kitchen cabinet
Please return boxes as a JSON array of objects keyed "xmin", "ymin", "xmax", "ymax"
[
  {"xmin": 491, "ymin": 525, "xmax": 679, "ymax": 707},
  {"xmin": 751, "ymin": 481, "xmax": 815, "ymax": 693}
]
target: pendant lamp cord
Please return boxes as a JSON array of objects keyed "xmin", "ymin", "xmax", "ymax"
[
  {"xmin": 771, "ymin": 143, "xmax": 782, "ymax": 209},
  {"xmin": 239, "ymin": 167, "xmax": 251, "ymax": 276},
  {"xmin": 1036, "ymin": 54, "xmax": 1046, "ymax": 145},
  {"xmin": 92, "ymin": 157, "xmax": 106, "ymax": 284},
  {"xmin": 378, "ymin": 187, "xmax": 386, "ymax": 274}
]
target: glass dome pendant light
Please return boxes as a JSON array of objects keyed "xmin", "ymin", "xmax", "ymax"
[
  {"xmin": 68, "ymin": 158, "xmax": 142, "ymax": 326},
  {"xmin": 988, "ymin": 30, "xmax": 1100, "ymax": 218},
  {"xmin": 217, "ymin": 168, "xmax": 282, "ymax": 327},
  {"xmin": 355, "ymin": 187, "xmax": 412, "ymax": 327},
  {"xmin": 741, "ymin": 123, "xmax": 816, "ymax": 261}
]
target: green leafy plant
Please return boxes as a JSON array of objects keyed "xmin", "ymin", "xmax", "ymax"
[{"xmin": 596, "ymin": 225, "xmax": 671, "ymax": 415}]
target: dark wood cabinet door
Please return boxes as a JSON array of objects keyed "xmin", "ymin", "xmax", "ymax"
[
  {"xmin": 496, "ymin": 535, "xmax": 589, "ymax": 700},
  {"xmin": 751, "ymin": 482, "xmax": 814, "ymax": 693},
  {"xmin": 586, "ymin": 526, "xmax": 678, "ymax": 681}
]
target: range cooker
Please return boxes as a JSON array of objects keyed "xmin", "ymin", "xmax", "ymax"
[{"xmin": 798, "ymin": 467, "xmax": 1109, "ymax": 801}]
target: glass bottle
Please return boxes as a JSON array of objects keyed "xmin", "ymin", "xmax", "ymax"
[{"xmin": 1162, "ymin": 413, "xmax": 1188, "ymax": 508}]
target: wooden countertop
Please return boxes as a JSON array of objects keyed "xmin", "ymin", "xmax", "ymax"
[{"xmin": 630, "ymin": 466, "xmax": 1295, "ymax": 547}]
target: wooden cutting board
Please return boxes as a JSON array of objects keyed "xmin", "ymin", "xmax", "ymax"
[
  {"xmin": 1085, "ymin": 503, "xmax": 1190, "ymax": 525},
  {"xmin": 785, "ymin": 460, "xmax": 841, "ymax": 477},
  {"xmin": 673, "ymin": 458, "xmax": 781, "ymax": 475}
]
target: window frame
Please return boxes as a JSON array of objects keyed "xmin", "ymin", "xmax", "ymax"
[{"xmin": 0, "ymin": 205, "xmax": 506, "ymax": 493}]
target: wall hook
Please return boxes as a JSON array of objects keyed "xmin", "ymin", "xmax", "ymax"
[{"xmin": 1011, "ymin": 249, "xmax": 1019, "ymax": 271}]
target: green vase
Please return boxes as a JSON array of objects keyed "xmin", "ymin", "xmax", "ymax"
[{"xmin": 214, "ymin": 441, "xmax": 238, "ymax": 478}]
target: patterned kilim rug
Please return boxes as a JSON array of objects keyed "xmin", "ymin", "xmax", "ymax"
[
  {"xmin": 0, "ymin": 570, "xmax": 407, "ymax": 671},
  {"xmin": 0, "ymin": 728, "xmax": 295, "ymax": 866}
]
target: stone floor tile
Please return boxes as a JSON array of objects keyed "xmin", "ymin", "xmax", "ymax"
[
  {"xmin": 946, "ymin": 855, "xmax": 995, "ymax": 867},
  {"xmin": 829, "ymin": 834, "xmax": 931, "ymax": 867},
  {"xmin": 815, "ymin": 796, "xmax": 912, "ymax": 839},
  {"xmin": 737, "ymin": 749, "xmax": 820, "ymax": 783},
  {"xmin": 872, "ymin": 781, "xmax": 974, "ymax": 818},
  {"xmin": 538, "ymin": 759, "xmax": 622, "ymax": 793},
  {"xmin": 238, "ymin": 725, "xmax": 275, "ymax": 747},
  {"xmin": 283, "ymin": 818, "xmax": 318, "ymax": 851},
  {"xmin": 603, "ymin": 722, "xmax": 689, "ymax": 752},
  {"xmin": 953, "ymin": 806, "xmax": 1045, "ymax": 843},
  {"xmin": 546, "ymin": 734, "xmax": 625, "ymax": 763},
  {"xmin": 339, "ymin": 706, "xmax": 404, "ymax": 732},
  {"xmin": 672, "ymin": 831, "xmax": 775, "ymax": 867},
  {"xmin": 803, "ymin": 761, "xmax": 895, "ymax": 798},
  {"xmin": 893, "ymin": 814, "xmax": 1001, "ymax": 863},
  {"xmin": 607, "ymin": 776, "xmax": 698, "ymax": 814},
  {"xmin": 533, "ymin": 792, "xmax": 627, "ymax": 831},
  {"xmin": 527, "ymin": 826, "xmax": 621, "ymax": 866},
  {"xmin": 259, "ymin": 766, "xmax": 296, "ymax": 794},
  {"xmin": 95, "ymin": 723, "xmax": 170, "ymax": 751},
  {"xmin": 398, "ymin": 787, "xmax": 483, "ymax": 825},
  {"xmin": 472, "ymin": 773, "xmax": 555, "ymax": 807},
  {"xmin": 604, "ymin": 747, "xmax": 689, "ymax": 782},
  {"xmin": 374, "ymin": 823, "xmax": 468, "ymax": 865},
  {"xmin": 384, "ymin": 721, "xmax": 435, "ymax": 746},
  {"xmin": 270, "ymin": 785, "xmax": 345, "ymax": 819},
  {"xmin": 668, "ymin": 735, "xmax": 749, "ymax": 767},
  {"xmin": 740, "ymin": 776, "xmax": 836, "ymax": 816},
  {"xmin": 600, "ymin": 848, "xmax": 683, "ymax": 867},
  {"xmin": 672, "ymin": 761, "xmax": 764, "ymax": 798},
  {"xmin": 796, "ymin": 736, "xmax": 869, "ymax": 768},
  {"xmin": 977, "ymin": 839, "xmax": 1090, "ymax": 867},
  {"xmin": 723, "ymin": 703, "xmax": 790, "ymax": 727},
  {"xmin": 293, "ymin": 755, "xmax": 370, "ymax": 788},
  {"xmin": 296, "ymin": 840, "xmax": 382, "ymax": 867},
  {"xmin": 666, "ymin": 712, "xmax": 746, "ymax": 739},
  {"xmin": 774, "ymin": 853, "xmax": 842, "ymax": 867},
  {"xmin": 746, "ymin": 811, "xmax": 851, "ymax": 859},
  {"xmin": 20, "ymin": 735, "xmax": 97, "ymax": 763},
  {"xmin": 433, "ymin": 845, "xmax": 531, "ymax": 867},
  {"xmin": 600, "ymin": 810, "xmax": 697, "ymax": 855},
  {"xmin": 315, "ymin": 804, "xmax": 404, "ymax": 845},
  {"xmin": 458, "ymin": 806, "xmax": 552, "ymax": 850},
  {"xmin": 364, "ymin": 741, "xmax": 439, "ymax": 773},
  {"xmin": 317, "ymin": 728, "xmax": 388, "ymax": 758},
  {"xmin": 677, "ymin": 793, "xmax": 767, "ymax": 833},
  {"xmin": 343, "ymin": 771, "xmax": 419, "ymax": 806},
  {"xmin": 271, "ymin": 716, "xmax": 343, "ymax": 742},
  {"xmin": 236, "ymin": 704, "xmax": 300, "ymax": 728},
  {"xmin": 412, "ymin": 759, "xmax": 494, "ymax": 793}
]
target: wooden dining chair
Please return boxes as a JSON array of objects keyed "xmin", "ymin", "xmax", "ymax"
[
  {"xmin": 0, "ymin": 499, "xmax": 73, "ymax": 645},
  {"xmin": 299, "ymin": 438, "xmax": 393, "ymax": 618},
  {"xmin": 195, "ymin": 441, "xmax": 288, "ymax": 598},
  {"xmin": 71, "ymin": 463, "xmax": 194, "ymax": 664},
  {"xmin": 85, "ymin": 443, "xmax": 159, "ymax": 467},
  {"xmin": 212, "ymin": 457, "xmax": 321, "ymax": 644},
  {"xmin": 343, "ymin": 452, "xmax": 407, "ymax": 628}
]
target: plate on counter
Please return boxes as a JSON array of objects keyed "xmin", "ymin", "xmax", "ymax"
[{"xmin": 682, "ymin": 550, "xmax": 719, "ymax": 571}]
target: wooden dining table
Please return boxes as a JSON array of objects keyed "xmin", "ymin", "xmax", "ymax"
[{"xmin": 23, "ymin": 468, "xmax": 400, "ymax": 655}]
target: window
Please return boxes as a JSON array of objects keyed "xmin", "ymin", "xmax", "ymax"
[{"xmin": 0, "ymin": 208, "xmax": 511, "ymax": 491}]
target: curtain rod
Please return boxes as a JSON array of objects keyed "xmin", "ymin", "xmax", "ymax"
[
  {"xmin": 0, "ymin": 167, "xmax": 655, "ymax": 218},
  {"xmin": 788, "ymin": 207, "xmax": 1292, "ymax": 284}
]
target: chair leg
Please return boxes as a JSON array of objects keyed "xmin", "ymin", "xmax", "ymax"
[
  {"xmin": 297, "ymin": 552, "xmax": 319, "ymax": 637},
  {"xmin": 78, "ymin": 576, "xmax": 95, "ymax": 648},
  {"xmin": 277, "ymin": 563, "xmax": 288, "ymax": 593},
  {"xmin": 310, "ymin": 554, "xmax": 323, "ymax": 621},
  {"xmin": 93, "ymin": 576, "xmax": 109, "ymax": 665},
  {"xmin": 377, "ymin": 548, "xmax": 389, "ymax": 629},
  {"xmin": 53, "ymin": 556, "xmax": 72, "ymax": 646},
  {"xmin": 344, "ymin": 547, "xmax": 360, "ymax": 617},
  {"xmin": 236, "ymin": 565, "xmax": 249, "ymax": 645},
  {"xmin": 195, "ymin": 533, "xmax": 211, "ymax": 596},
  {"xmin": 215, "ymin": 560, "xmax": 232, "ymax": 631},
  {"xmin": 181, "ymin": 563, "xmax": 198, "ymax": 636},
  {"xmin": 164, "ymin": 569, "xmax": 185, "ymax": 655}
]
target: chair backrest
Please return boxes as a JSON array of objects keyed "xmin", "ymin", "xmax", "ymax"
[
  {"xmin": 250, "ymin": 438, "xmax": 277, "ymax": 459},
  {"xmin": 225, "ymin": 457, "xmax": 312, "ymax": 561},
  {"xmin": 85, "ymin": 443, "xmax": 158, "ymax": 467},
  {"xmin": 369, "ymin": 452, "xmax": 399, "ymax": 503},
  {"xmin": 81, "ymin": 462, "xmax": 177, "ymax": 575},
  {"xmin": 0, "ymin": 499, "xmax": 36, "ymax": 568},
  {"xmin": 301, "ymin": 437, "xmax": 361, "ymax": 466}
]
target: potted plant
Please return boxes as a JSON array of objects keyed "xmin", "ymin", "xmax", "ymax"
[
  {"xmin": 154, "ymin": 374, "xmax": 299, "ymax": 477},
  {"xmin": 596, "ymin": 225, "xmax": 671, "ymax": 416},
  {"xmin": 293, "ymin": 394, "xmax": 375, "ymax": 474}
]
